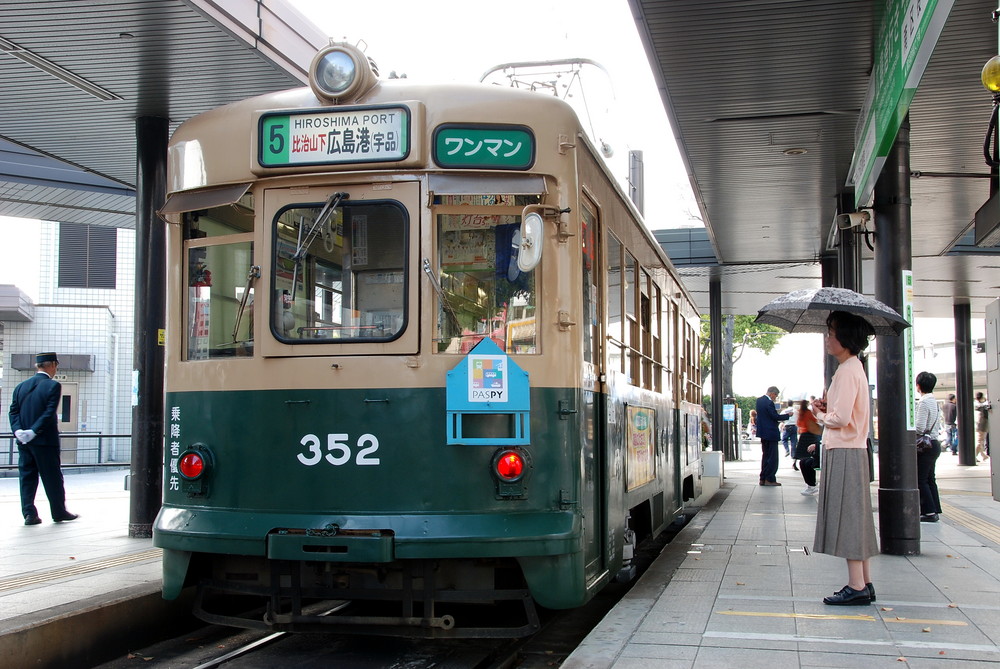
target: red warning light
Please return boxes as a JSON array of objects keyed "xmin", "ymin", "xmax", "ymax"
[
  {"xmin": 179, "ymin": 451, "xmax": 205, "ymax": 479},
  {"xmin": 496, "ymin": 451, "xmax": 524, "ymax": 481}
]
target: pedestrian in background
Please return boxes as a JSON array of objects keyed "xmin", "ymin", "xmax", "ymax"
[
  {"xmin": 8, "ymin": 352, "xmax": 78, "ymax": 525},
  {"xmin": 942, "ymin": 393, "xmax": 958, "ymax": 455},
  {"xmin": 781, "ymin": 400, "xmax": 799, "ymax": 461},
  {"xmin": 755, "ymin": 386, "xmax": 789, "ymax": 486},
  {"xmin": 914, "ymin": 371, "xmax": 942, "ymax": 523},
  {"xmin": 811, "ymin": 311, "xmax": 877, "ymax": 606},
  {"xmin": 975, "ymin": 391, "xmax": 991, "ymax": 462},
  {"xmin": 795, "ymin": 398, "xmax": 822, "ymax": 495}
]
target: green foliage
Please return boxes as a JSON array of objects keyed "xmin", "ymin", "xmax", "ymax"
[
  {"xmin": 702, "ymin": 394, "xmax": 758, "ymax": 426},
  {"xmin": 699, "ymin": 315, "xmax": 785, "ymax": 380}
]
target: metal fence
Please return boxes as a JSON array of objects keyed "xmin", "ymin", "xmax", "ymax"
[{"xmin": 0, "ymin": 433, "xmax": 132, "ymax": 469}]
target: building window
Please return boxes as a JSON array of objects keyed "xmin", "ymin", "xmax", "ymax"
[{"xmin": 58, "ymin": 222, "xmax": 117, "ymax": 289}]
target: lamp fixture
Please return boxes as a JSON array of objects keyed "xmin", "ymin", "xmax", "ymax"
[{"xmin": 0, "ymin": 35, "xmax": 121, "ymax": 101}]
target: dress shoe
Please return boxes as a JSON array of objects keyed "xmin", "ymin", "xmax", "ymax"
[
  {"xmin": 759, "ymin": 480, "xmax": 765, "ymax": 486},
  {"xmin": 920, "ymin": 513, "xmax": 939, "ymax": 522},
  {"xmin": 823, "ymin": 585, "xmax": 871, "ymax": 605},
  {"xmin": 24, "ymin": 515, "xmax": 42, "ymax": 526},
  {"xmin": 762, "ymin": 480, "xmax": 782, "ymax": 486},
  {"xmin": 53, "ymin": 512, "xmax": 79, "ymax": 523},
  {"xmin": 867, "ymin": 583, "xmax": 876, "ymax": 602}
]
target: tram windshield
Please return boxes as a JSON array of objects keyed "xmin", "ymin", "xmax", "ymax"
[{"xmin": 271, "ymin": 199, "xmax": 407, "ymax": 342}]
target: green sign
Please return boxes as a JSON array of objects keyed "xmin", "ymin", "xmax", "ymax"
[
  {"xmin": 847, "ymin": 0, "xmax": 954, "ymax": 207},
  {"xmin": 259, "ymin": 106, "xmax": 409, "ymax": 167},
  {"xmin": 433, "ymin": 124, "xmax": 534, "ymax": 169}
]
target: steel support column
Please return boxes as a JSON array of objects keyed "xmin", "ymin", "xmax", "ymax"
[
  {"xmin": 710, "ymin": 275, "xmax": 723, "ymax": 453},
  {"xmin": 821, "ymin": 253, "xmax": 839, "ymax": 387},
  {"xmin": 873, "ymin": 116, "xmax": 919, "ymax": 555},
  {"xmin": 129, "ymin": 116, "xmax": 168, "ymax": 538},
  {"xmin": 954, "ymin": 303, "xmax": 976, "ymax": 466}
]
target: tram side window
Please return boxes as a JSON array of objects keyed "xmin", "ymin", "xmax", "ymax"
[
  {"xmin": 433, "ymin": 195, "xmax": 538, "ymax": 354},
  {"xmin": 271, "ymin": 202, "xmax": 406, "ymax": 342},
  {"xmin": 186, "ymin": 241, "xmax": 254, "ymax": 360},
  {"xmin": 606, "ymin": 234, "xmax": 623, "ymax": 374},
  {"xmin": 184, "ymin": 201, "xmax": 255, "ymax": 360}
]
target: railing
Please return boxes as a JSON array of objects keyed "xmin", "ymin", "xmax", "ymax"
[{"xmin": 0, "ymin": 433, "xmax": 132, "ymax": 469}]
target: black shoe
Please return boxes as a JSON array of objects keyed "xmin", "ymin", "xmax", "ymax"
[
  {"xmin": 792, "ymin": 462, "xmax": 799, "ymax": 471},
  {"xmin": 920, "ymin": 513, "xmax": 939, "ymax": 523},
  {"xmin": 762, "ymin": 480, "xmax": 782, "ymax": 486},
  {"xmin": 53, "ymin": 512, "xmax": 79, "ymax": 523},
  {"xmin": 24, "ymin": 515, "xmax": 42, "ymax": 526},
  {"xmin": 867, "ymin": 583, "xmax": 876, "ymax": 602},
  {"xmin": 824, "ymin": 585, "xmax": 871, "ymax": 605}
]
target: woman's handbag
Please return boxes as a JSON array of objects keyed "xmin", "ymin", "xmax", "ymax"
[{"xmin": 916, "ymin": 433, "xmax": 935, "ymax": 453}]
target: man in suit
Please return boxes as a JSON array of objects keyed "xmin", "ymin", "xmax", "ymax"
[
  {"xmin": 755, "ymin": 385, "xmax": 789, "ymax": 486},
  {"xmin": 9, "ymin": 352, "xmax": 78, "ymax": 525}
]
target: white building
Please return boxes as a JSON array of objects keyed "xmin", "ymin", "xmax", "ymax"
[{"xmin": 1, "ymin": 221, "xmax": 135, "ymax": 465}]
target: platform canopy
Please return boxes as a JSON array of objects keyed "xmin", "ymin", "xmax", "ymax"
[
  {"xmin": 0, "ymin": 0, "xmax": 326, "ymax": 229},
  {"xmin": 631, "ymin": 0, "xmax": 1000, "ymax": 318}
]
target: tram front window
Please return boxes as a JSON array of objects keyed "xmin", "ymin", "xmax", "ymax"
[
  {"xmin": 433, "ymin": 194, "xmax": 538, "ymax": 354},
  {"xmin": 271, "ymin": 200, "xmax": 407, "ymax": 342}
]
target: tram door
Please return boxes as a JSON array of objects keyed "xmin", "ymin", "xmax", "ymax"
[{"xmin": 580, "ymin": 199, "xmax": 607, "ymax": 584}]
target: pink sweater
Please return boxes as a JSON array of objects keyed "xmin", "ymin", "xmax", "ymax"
[{"xmin": 814, "ymin": 355, "xmax": 870, "ymax": 449}]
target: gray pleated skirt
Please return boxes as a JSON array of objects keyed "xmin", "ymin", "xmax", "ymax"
[{"xmin": 813, "ymin": 447, "xmax": 879, "ymax": 560}]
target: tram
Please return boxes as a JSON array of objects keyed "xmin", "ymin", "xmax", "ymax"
[{"xmin": 153, "ymin": 42, "xmax": 704, "ymax": 637}]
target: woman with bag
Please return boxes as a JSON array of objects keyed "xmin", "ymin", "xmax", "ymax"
[
  {"xmin": 795, "ymin": 398, "xmax": 822, "ymax": 495},
  {"xmin": 915, "ymin": 371, "xmax": 942, "ymax": 522}
]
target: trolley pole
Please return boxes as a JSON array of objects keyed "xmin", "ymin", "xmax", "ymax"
[
  {"xmin": 873, "ymin": 115, "xmax": 920, "ymax": 555},
  {"xmin": 129, "ymin": 116, "xmax": 168, "ymax": 538}
]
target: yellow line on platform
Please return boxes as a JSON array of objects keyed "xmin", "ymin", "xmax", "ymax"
[
  {"xmin": 0, "ymin": 548, "xmax": 161, "ymax": 592},
  {"xmin": 941, "ymin": 501, "xmax": 1000, "ymax": 546},
  {"xmin": 716, "ymin": 611, "xmax": 968, "ymax": 626},
  {"xmin": 717, "ymin": 611, "xmax": 875, "ymax": 621}
]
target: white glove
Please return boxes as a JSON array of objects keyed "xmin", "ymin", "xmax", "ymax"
[
  {"xmin": 16, "ymin": 429, "xmax": 36, "ymax": 444},
  {"xmin": 14, "ymin": 430, "xmax": 25, "ymax": 443}
]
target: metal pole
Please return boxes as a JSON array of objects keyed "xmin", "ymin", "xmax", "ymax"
[
  {"xmin": 710, "ymin": 275, "xmax": 723, "ymax": 453},
  {"xmin": 722, "ymin": 315, "xmax": 736, "ymax": 460},
  {"xmin": 873, "ymin": 115, "xmax": 920, "ymax": 555},
  {"xmin": 129, "ymin": 116, "xmax": 168, "ymax": 538},
  {"xmin": 954, "ymin": 303, "xmax": 976, "ymax": 466},
  {"xmin": 821, "ymin": 253, "xmax": 839, "ymax": 388}
]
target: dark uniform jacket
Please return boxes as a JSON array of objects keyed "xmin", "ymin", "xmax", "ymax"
[
  {"xmin": 9, "ymin": 373, "xmax": 62, "ymax": 447},
  {"xmin": 754, "ymin": 394, "xmax": 788, "ymax": 441}
]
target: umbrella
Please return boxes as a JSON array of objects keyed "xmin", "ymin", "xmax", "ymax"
[{"xmin": 754, "ymin": 287, "xmax": 910, "ymax": 336}]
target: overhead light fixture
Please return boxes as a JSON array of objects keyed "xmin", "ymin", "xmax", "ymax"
[
  {"xmin": 0, "ymin": 35, "xmax": 122, "ymax": 101},
  {"xmin": 782, "ymin": 147, "xmax": 808, "ymax": 156}
]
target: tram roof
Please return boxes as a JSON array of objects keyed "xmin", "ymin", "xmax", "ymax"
[
  {"xmin": 631, "ymin": 0, "xmax": 1000, "ymax": 320},
  {"xmin": 0, "ymin": 0, "xmax": 326, "ymax": 229}
]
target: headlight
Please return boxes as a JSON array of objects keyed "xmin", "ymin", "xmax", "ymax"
[{"xmin": 309, "ymin": 44, "xmax": 379, "ymax": 103}]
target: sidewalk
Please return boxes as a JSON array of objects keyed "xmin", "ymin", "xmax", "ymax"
[
  {"xmin": 0, "ymin": 468, "xmax": 191, "ymax": 669},
  {"xmin": 565, "ymin": 445, "xmax": 1000, "ymax": 668}
]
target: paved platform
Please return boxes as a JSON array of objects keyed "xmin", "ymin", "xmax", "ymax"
[
  {"xmin": 1, "ymin": 450, "xmax": 997, "ymax": 668},
  {"xmin": 0, "ymin": 467, "xmax": 193, "ymax": 668},
  {"xmin": 565, "ymin": 446, "xmax": 1000, "ymax": 668}
]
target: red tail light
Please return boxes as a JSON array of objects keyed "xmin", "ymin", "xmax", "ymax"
[
  {"xmin": 179, "ymin": 451, "xmax": 205, "ymax": 479},
  {"xmin": 495, "ymin": 450, "xmax": 525, "ymax": 481}
]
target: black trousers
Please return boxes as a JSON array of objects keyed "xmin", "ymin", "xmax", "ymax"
[
  {"xmin": 18, "ymin": 442, "xmax": 68, "ymax": 519},
  {"xmin": 916, "ymin": 441, "xmax": 942, "ymax": 516}
]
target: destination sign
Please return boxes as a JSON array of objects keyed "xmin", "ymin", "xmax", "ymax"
[
  {"xmin": 259, "ymin": 106, "xmax": 410, "ymax": 167},
  {"xmin": 433, "ymin": 124, "xmax": 534, "ymax": 169}
]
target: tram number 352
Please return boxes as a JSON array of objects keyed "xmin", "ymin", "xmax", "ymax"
[{"xmin": 297, "ymin": 433, "xmax": 381, "ymax": 467}]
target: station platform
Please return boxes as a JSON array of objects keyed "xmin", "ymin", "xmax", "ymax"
[
  {"xmin": 0, "ymin": 467, "xmax": 191, "ymax": 668},
  {"xmin": 1, "ymin": 451, "xmax": 998, "ymax": 668},
  {"xmin": 564, "ymin": 446, "xmax": 1000, "ymax": 668}
]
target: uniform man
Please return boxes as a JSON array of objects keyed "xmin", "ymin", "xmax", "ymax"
[{"xmin": 8, "ymin": 352, "xmax": 78, "ymax": 525}]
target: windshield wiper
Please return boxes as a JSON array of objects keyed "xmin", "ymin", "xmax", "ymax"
[
  {"xmin": 231, "ymin": 264, "xmax": 260, "ymax": 343},
  {"xmin": 291, "ymin": 192, "xmax": 348, "ymax": 302}
]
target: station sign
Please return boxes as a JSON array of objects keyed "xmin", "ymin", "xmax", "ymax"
[
  {"xmin": 847, "ymin": 0, "xmax": 954, "ymax": 207},
  {"xmin": 433, "ymin": 124, "xmax": 534, "ymax": 170},
  {"xmin": 259, "ymin": 105, "xmax": 410, "ymax": 167}
]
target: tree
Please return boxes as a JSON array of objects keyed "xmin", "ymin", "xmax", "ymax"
[{"xmin": 699, "ymin": 315, "xmax": 784, "ymax": 383}]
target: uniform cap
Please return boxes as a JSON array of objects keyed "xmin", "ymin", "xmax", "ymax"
[{"xmin": 35, "ymin": 352, "xmax": 58, "ymax": 364}]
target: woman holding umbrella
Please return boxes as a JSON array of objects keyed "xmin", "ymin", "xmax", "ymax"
[{"xmin": 810, "ymin": 311, "xmax": 878, "ymax": 606}]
